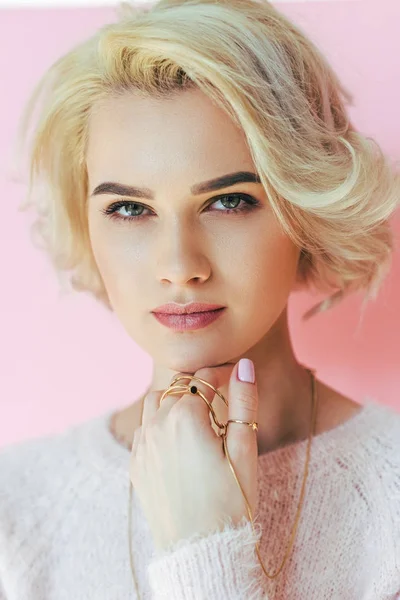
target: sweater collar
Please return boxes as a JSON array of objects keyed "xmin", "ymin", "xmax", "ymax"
[{"xmin": 78, "ymin": 398, "xmax": 391, "ymax": 483}]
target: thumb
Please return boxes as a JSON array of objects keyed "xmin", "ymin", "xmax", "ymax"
[{"xmin": 226, "ymin": 358, "xmax": 259, "ymax": 458}]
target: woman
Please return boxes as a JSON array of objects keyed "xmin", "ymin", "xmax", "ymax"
[{"xmin": 1, "ymin": 0, "xmax": 400, "ymax": 598}]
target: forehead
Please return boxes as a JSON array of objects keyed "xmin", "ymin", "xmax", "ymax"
[{"xmin": 86, "ymin": 89, "xmax": 255, "ymax": 180}]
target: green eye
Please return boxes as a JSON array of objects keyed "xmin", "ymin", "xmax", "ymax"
[{"xmin": 101, "ymin": 193, "xmax": 261, "ymax": 222}]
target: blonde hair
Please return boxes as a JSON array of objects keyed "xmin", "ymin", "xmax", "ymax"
[{"xmin": 11, "ymin": 0, "xmax": 400, "ymax": 321}]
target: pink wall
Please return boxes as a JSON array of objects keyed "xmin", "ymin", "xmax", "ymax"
[{"xmin": 0, "ymin": 1, "xmax": 399, "ymax": 448}]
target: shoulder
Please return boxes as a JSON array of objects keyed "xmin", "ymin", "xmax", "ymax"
[
  {"xmin": 0, "ymin": 418, "xmax": 93, "ymax": 544},
  {"xmin": 319, "ymin": 399, "xmax": 400, "ymax": 580},
  {"xmin": 368, "ymin": 401, "xmax": 400, "ymax": 490},
  {"xmin": 318, "ymin": 396, "xmax": 400, "ymax": 514},
  {"xmin": 362, "ymin": 399, "xmax": 400, "ymax": 457},
  {"xmin": 0, "ymin": 419, "xmax": 85, "ymax": 489},
  {"xmin": 361, "ymin": 401, "xmax": 400, "ymax": 574},
  {"xmin": 352, "ymin": 401, "xmax": 400, "ymax": 538},
  {"xmin": 345, "ymin": 399, "xmax": 400, "ymax": 477}
]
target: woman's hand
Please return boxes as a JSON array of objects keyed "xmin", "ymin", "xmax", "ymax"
[{"xmin": 129, "ymin": 358, "xmax": 259, "ymax": 551}]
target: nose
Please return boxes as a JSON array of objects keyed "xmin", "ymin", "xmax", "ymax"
[{"xmin": 154, "ymin": 220, "xmax": 211, "ymax": 285}]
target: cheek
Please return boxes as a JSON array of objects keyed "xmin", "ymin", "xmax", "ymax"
[
  {"xmin": 88, "ymin": 225, "xmax": 145, "ymax": 305},
  {"xmin": 232, "ymin": 236, "xmax": 300, "ymax": 339},
  {"xmin": 223, "ymin": 226, "xmax": 300, "ymax": 296},
  {"xmin": 105, "ymin": 253, "xmax": 145, "ymax": 302},
  {"xmin": 262, "ymin": 241, "xmax": 300, "ymax": 289}
]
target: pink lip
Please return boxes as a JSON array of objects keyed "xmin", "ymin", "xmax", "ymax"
[
  {"xmin": 152, "ymin": 302, "xmax": 225, "ymax": 315},
  {"xmin": 152, "ymin": 308, "xmax": 226, "ymax": 331}
]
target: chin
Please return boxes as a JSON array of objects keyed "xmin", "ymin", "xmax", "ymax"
[
  {"xmin": 150, "ymin": 334, "xmax": 241, "ymax": 374},
  {"xmin": 165, "ymin": 353, "xmax": 237, "ymax": 376},
  {"xmin": 168, "ymin": 360, "xmax": 211, "ymax": 375},
  {"xmin": 160, "ymin": 352, "xmax": 218, "ymax": 374}
]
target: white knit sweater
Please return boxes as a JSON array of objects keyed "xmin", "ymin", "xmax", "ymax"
[{"xmin": 1, "ymin": 398, "xmax": 400, "ymax": 599}]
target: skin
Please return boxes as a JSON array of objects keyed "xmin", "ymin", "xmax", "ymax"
[{"xmin": 86, "ymin": 88, "xmax": 362, "ymax": 457}]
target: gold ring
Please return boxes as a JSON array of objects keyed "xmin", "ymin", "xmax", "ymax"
[{"xmin": 160, "ymin": 375, "xmax": 258, "ymax": 437}]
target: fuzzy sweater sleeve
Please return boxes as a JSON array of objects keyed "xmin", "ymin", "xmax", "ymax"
[{"xmin": 146, "ymin": 516, "xmax": 269, "ymax": 600}]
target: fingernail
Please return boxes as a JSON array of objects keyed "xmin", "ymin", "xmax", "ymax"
[{"xmin": 237, "ymin": 358, "xmax": 255, "ymax": 384}]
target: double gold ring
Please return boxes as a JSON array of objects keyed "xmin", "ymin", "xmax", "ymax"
[{"xmin": 159, "ymin": 374, "xmax": 258, "ymax": 437}]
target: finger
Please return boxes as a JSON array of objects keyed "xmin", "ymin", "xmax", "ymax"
[
  {"xmin": 226, "ymin": 358, "xmax": 258, "ymax": 457},
  {"xmin": 173, "ymin": 367, "xmax": 227, "ymax": 438},
  {"xmin": 140, "ymin": 390, "xmax": 175, "ymax": 442},
  {"xmin": 131, "ymin": 425, "xmax": 141, "ymax": 454},
  {"xmin": 170, "ymin": 363, "xmax": 235, "ymax": 398},
  {"xmin": 130, "ymin": 426, "xmax": 143, "ymax": 487},
  {"xmin": 140, "ymin": 391, "xmax": 161, "ymax": 429},
  {"xmin": 156, "ymin": 364, "xmax": 235, "ymax": 432},
  {"xmin": 187, "ymin": 367, "xmax": 220, "ymax": 417}
]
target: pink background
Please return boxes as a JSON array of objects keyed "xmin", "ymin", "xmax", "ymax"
[{"xmin": 0, "ymin": 1, "xmax": 399, "ymax": 448}]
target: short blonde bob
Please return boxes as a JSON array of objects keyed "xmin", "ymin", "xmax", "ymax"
[{"xmin": 12, "ymin": 0, "xmax": 400, "ymax": 320}]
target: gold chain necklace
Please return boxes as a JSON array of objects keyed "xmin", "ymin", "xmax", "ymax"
[{"xmin": 120, "ymin": 368, "xmax": 317, "ymax": 598}]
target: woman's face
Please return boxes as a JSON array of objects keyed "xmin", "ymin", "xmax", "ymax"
[{"xmin": 86, "ymin": 88, "xmax": 301, "ymax": 373}]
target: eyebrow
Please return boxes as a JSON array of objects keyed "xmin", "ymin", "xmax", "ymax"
[{"xmin": 90, "ymin": 171, "xmax": 261, "ymax": 200}]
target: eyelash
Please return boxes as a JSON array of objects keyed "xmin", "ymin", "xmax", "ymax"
[{"xmin": 100, "ymin": 193, "xmax": 261, "ymax": 223}]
